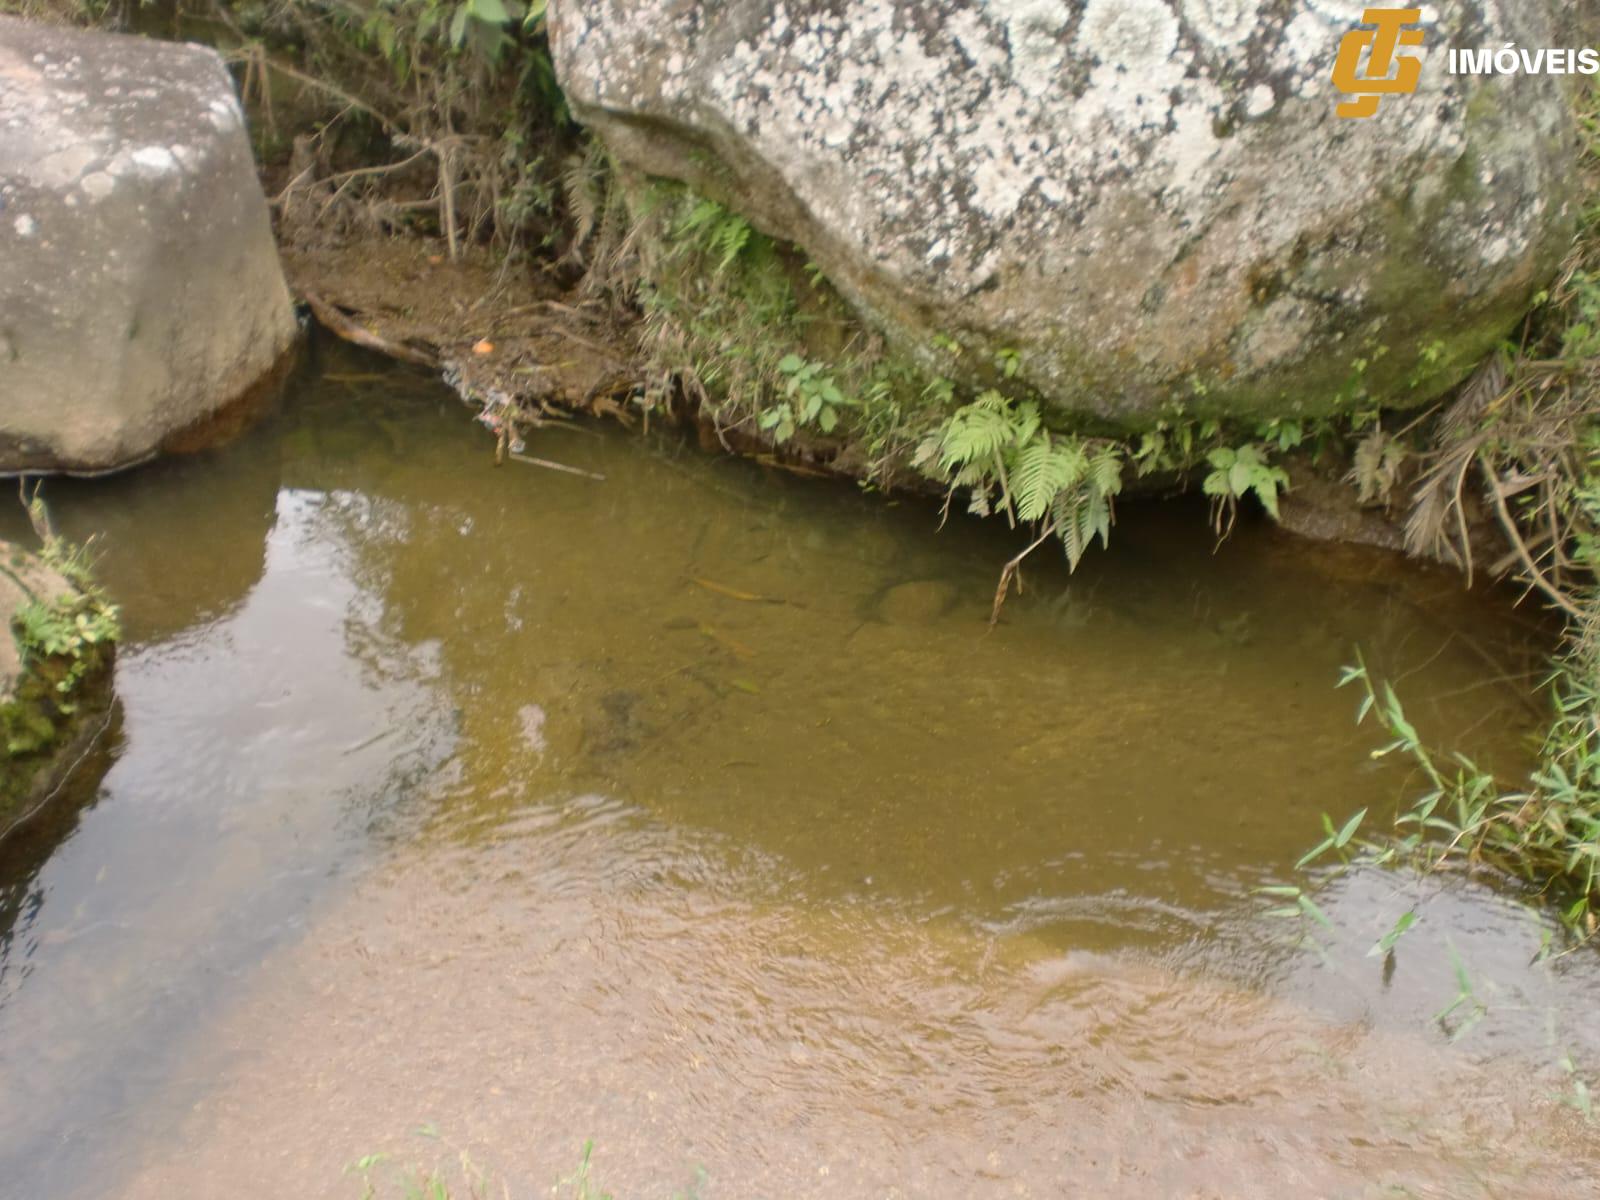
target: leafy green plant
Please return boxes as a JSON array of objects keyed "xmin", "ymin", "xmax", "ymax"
[
  {"xmin": 1294, "ymin": 806, "xmax": 1368, "ymax": 871},
  {"xmin": 1202, "ymin": 443, "xmax": 1290, "ymax": 534},
  {"xmin": 913, "ymin": 390, "xmax": 1123, "ymax": 618},
  {"xmin": 1432, "ymin": 940, "xmax": 1487, "ymax": 1040},
  {"xmin": 1283, "ymin": 644, "xmax": 1600, "ymax": 953},
  {"xmin": 14, "ymin": 596, "xmax": 116, "ymax": 668},
  {"xmin": 758, "ymin": 354, "xmax": 858, "ymax": 440},
  {"xmin": 675, "ymin": 198, "xmax": 752, "ymax": 273},
  {"xmin": 213, "ymin": 0, "xmax": 573, "ymax": 259},
  {"xmin": 1256, "ymin": 417, "xmax": 1306, "ymax": 453},
  {"xmin": 927, "ymin": 389, "xmax": 1038, "ymax": 521},
  {"xmin": 560, "ymin": 1141, "xmax": 614, "ymax": 1200},
  {"xmin": 346, "ymin": 1145, "xmax": 492, "ymax": 1200},
  {"xmin": 352, "ymin": 0, "xmax": 526, "ymax": 68},
  {"xmin": 1559, "ymin": 270, "xmax": 1600, "ymax": 360},
  {"xmin": 2, "ymin": 532, "xmax": 119, "ymax": 762},
  {"xmin": 605, "ymin": 179, "xmax": 905, "ymax": 457},
  {"xmin": 8, "ymin": 535, "xmax": 119, "ymax": 702},
  {"xmin": 1131, "ymin": 417, "xmax": 1204, "ymax": 476},
  {"xmin": 1369, "ymin": 908, "xmax": 1417, "ymax": 959},
  {"xmin": 1253, "ymin": 882, "xmax": 1335, "ymax": 931}
]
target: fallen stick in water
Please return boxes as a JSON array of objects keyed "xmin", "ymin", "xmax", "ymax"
[
  {"xmin": 691, "ymin": 577, "xmax": 767, "ymax": 603},
  {"xmin": 301, "ymin": 290, "xmax": 439, "ymax": 368},
  {"xmin": 508, "ymin": 452, "xmax": 605, "ymax": 481}
]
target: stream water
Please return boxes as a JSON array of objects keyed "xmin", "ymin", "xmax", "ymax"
[{"xmin": 1, "ymin": 341, "xmax": 1597, "ymax": 1198}]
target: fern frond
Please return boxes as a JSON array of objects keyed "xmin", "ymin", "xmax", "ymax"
[
  {"xmin": 562, "ymin": 146, "xmax": 604, "ymax": 253},
  {"xmin": 939, "ymin": 404, "xmax": 1015, "ymax": 471},
  {"xmin": 1089, "ymin": 445, "xmax": 1123, "ymax": 497},
  {"xmin": 1055, "ymin": 487, "xmax": 1088, "ymax": 571},
  {"xmin": 1053, "ymin": 484, "xmax": 1112, "ymax": 572},
  {"xmin": 1011, "ymin": 437, "xmax": 1087, "ymax": 523},
  {"xmin": 1353, "ymin": 429, "xmax": 1406, "ymax": 506},
  {"xmin": 1011, "ymin": 400, "xmax": 1041, "ymax": 446},
  {"xmin": 589, "ymin": 188, "xmax": 626, "ymax": 276},
  {"xmin": 712, "ymin": 213, "xmax": 751, "ymax": 271},
  {"xmin": 677, "ymin": 198, "xmax": 723, "ymax": 238},
  {"xmin": 952, "ymin": 460, "xmax": 991, "ymax": 489},
  {"xmin": 668, "ymin": 196, "xmax": 754, "ymax": 272},
  {"xmin": 1086, "ymin": 486, "xmax": 1112, "ymax": 547}
]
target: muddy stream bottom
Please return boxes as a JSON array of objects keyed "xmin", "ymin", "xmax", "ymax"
[{"xmin": 1, "ymin": 343, "xmax": 1597, "ymax": 1198}]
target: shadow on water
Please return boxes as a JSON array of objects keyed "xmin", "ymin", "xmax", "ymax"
[
  {"xmin": 0, "ymin": 710, "xmax": 123, "ymax": 958},
  {"xmin": 0, "ymin": 343, "xmax": 458, "ymax": 1196},
  {"xmin": 0, "ymin": 340, "xmax": 1595, "ymax": 1198}
]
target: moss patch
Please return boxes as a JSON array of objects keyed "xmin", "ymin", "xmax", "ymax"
[{"xmin": 1, "ymin": 542, "xmax": 119, "ymax": 838}]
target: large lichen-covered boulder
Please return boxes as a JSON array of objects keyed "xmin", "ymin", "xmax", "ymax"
[
  {"xmin": 0, "ymin": 16, "xmax": 298, "ymax": 473},
  {"xmin": 550, "ymin": 0, "xmax": 1576, "ymax": 423}
]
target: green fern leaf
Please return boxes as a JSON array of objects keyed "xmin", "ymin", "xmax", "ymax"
[
  {"xmin": 1086, "ymin": 486, "xmax": 1111, "ymax": 548},
  {"xmin": 939, "ymin": 404, "xmax": 1014, "ymax": 471},
  {"xmin": 1010, "ymin": 441, "xmax": 1055, "ymax": 524},
  {"xmin": 1011, "ymin": 400, "xmax": 1042, "ymax": 446},
  {"xmin": 1011, "ymin": 438, "xmax": 1087, "ymax": 523},
  {"xmin": 712, "ymin": 214, "xmax": 751, "ymax": 271},
  {"xmin": 952, "ymin": 460, "xmax": 990, "ymax": 490},
  {"xmin": 1053, "ymin": 484, "xmax": 1112, "ymax": 572},
  {"xmin": 1089, "ymin": 445, "xmax": 1123, "ymax": 497},
  {"xmin": 678, "ymin": 198, "xmax": 723, "ymax": 237},
  {"xmin": 1054, "ymin": 487, "xmax": 1087, "ymax": 571},
  {"xmin": 562, "ymin": 151, "xmax": 602, "ymax": 250}
]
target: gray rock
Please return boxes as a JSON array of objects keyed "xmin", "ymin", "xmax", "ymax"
[
  {"xmin": 1276, "ymin": 453, "xmax": 1408, "ymax": 553},
  {"xmin": 0, "ymin": 16, "xmax": 298, "ymax": 473},
  {"xmin": 877, "ymin": 579, "xmax": 957, "ymax": 624},
  {"xmin": 551, "ymin": 0, "xmax": 1575, "ymax": 423}
]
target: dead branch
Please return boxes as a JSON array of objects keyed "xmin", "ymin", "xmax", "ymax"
[
  {"xmin": 508, "ymin": 452, "xmax": 606, "ymax": 481},
  {"xmin": 224, "ymin": 51, "xmax": 401, "ymax": 134},
  {"xmin": 1485, "ymin": 464, "xmax": 1586, "ymax": 620},
  {"xmin": 301, "ymin": 291, "xmax": 439, "ymax": 368},
  {"xmin": 990, "ymin": 521, "xmax": 1059, "ymax": 627}
]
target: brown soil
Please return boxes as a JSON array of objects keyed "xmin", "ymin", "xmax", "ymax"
[
  {"xmin": 279, "ymin": 232, "xmax": 877, "ymax": 484},
  {"xmin": 279, "ymin": 237, "xmax": 642, "ymax": 414}
]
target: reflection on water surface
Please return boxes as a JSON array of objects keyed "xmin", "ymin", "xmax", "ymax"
[{"xmin": 1, "ymin": 343, "xmax": 1594, "ymax": 1198}]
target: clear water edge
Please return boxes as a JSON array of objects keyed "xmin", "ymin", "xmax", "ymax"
[{"xmin": 0, "ymin": 341, "xmax": 1594, "ymax": 1198}]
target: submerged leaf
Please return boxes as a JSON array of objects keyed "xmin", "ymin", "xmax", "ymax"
[
  {"xmin": 1297, "ymin": 893, "xmax": 1334, "ymax": 929},
  {"xmin": 1368, "ymin": 909, "xmax": 1417, "ymax": 957}
]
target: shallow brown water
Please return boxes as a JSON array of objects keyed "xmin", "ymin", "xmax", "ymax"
[{"xmin": 1, "ymin": 342, "xmax": 1595, "ymax": 1198}]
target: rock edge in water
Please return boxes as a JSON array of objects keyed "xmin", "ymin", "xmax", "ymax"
[{"xmin": 0, "ymin": 539, "xmax": 117, "ymax": 840}]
